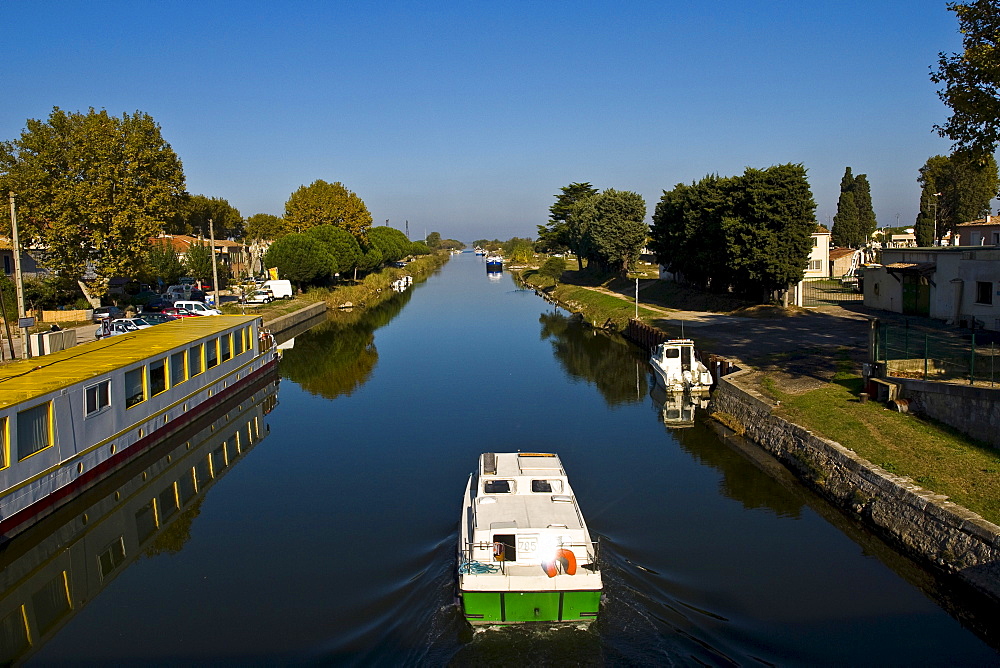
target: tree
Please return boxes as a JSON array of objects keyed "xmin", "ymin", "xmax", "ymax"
[
  {"xmin": 262, "ymin": 233, "xmax": 335, "ymax": 288},
  {"xmin": 306, "ymin": 225, "xmax": 363, "ymax": 277},
  {"xmin": 245, "ymin": 213, "xmax": 286, "ymax": 241},
  {"xmin": 586, "ymin": 189, "xmax": 648, "ymax": 276},
  {"xmin": 931, "ymin": 1, "xmax": 1000, "ymax": 159},
  {"xmin": 425, "ymin": 231, "xmax": 442, "ymax": 249},
  {"xmin": 540, "ymin": 182, "xmax": 599, "ymax": 268},
  {"xmin": 366, "ymin": 226, "xmax": 410, "ymax": 265},
  {"xmin": 184, "ymin": 242, "xmax": 215, "ymax": 284},
  {"xmin": 167, "ymin": 194, "xmax": 244, "ymax": 239},
  {"xmin": 831, "ymin": 167, "xmax": 877, "ymax": 248},
  {"xmin": 724, "ymin": 164, "xmax": 817, "ymax": 301},
  {"xmin": 284, "ymin": 180, "xmax": 372, "ymax": 236},
  {"xmin": 147, "ymin": 240, "xmax": 185, "ymax": 287},
  {"xmin": 0, "ymin": 107, "xmax": 185, "ymax": 296},
  {"xmin": 916, "ymin": 153, "xmax": 999, "ymax": 244}
]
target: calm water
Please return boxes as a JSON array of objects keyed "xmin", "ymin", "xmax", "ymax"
[{"xmin": 24, "ymin": 253, "xmax": 1000, "ymax": 665}]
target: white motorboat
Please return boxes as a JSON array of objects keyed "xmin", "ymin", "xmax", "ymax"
[
  {"xmin": 458, "ymin": 452, "xmax": 602, "ymax": 624},
  {"xmin": 649, "ymin": 339, "xmax": 713, "ymax": 394}
]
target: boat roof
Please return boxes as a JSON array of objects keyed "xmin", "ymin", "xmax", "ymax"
[
  {"xmin": 0, "ymin": 315, "xmax": 258, "ymax": 410},
  {"xmin": 481, "ymin": 452, "xmax": 565, "ymax": 478}
]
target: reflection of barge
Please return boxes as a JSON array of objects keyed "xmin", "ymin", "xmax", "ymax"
[
  {"xmin": 0, "ymin": 376, "xmax": 278, "ymax": 665},
  {"xmin": 0, "ymin": 316, "xmax": 278, "ymax": 541},
  {"xmin": 458, "ymin": 452, "xmax": 602, "ymax": 624}
]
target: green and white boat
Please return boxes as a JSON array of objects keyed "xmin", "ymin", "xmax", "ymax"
[{"xmin": 458, "ymin": 452, "xmax": 602, "ymax": 624}]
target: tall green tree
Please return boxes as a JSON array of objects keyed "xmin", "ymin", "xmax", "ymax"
[
  {"xmin": 262, "ymin": 233, "xmax": 335, "ymax": 288},
  {"xmin": 931, "ymin": 1, "xmax": 1000, "ymax": 158},
  {"xmin": 284, "ymin": 180, "xmax": 372, "ymax": 236},
  {"xmin": 305, "ymin": 225, "xmax": 361, "ymax": 277},
  {"xmin": 425, "ymin": 231, "xmax": 442, "ymax": 249},
  {"xmin": 366, "ymin": 226, "xmax": 410, "ymax": 264},
  {"xmin": 167, "ymin": 194, "xmax": 244, "ymax": 239},
  {"xmin": 146, "ymin": 240, "xmax": 185, "ymax": 287},
  {"xmin": 184, "ymin": 242, "xmax": 215, "ymax": 284},
  {"xmin": 540, "ymin": 182, "xmax": 599, "ymax": 267},
  {"xmin": 586, "ymin": 189, "xmax": 648, "ymax": 276},
  {"xmin": 245, "ymin": 213, "xmax": 286, "ymax": 241},
  {"xmin": 916, "ymin": 153, "xmax": 999, "ymax": 245},
  {"xmin": 831, "ymin": 167, "xmax": 876, "ymax": 247},
  {"xmin": 0, "ymin": 107, "xmax": 185, "ymax": 296}
]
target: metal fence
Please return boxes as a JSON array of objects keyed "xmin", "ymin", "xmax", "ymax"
[
  {"xmin": 802, "ymin": 277, "xmax": 864, "ymax": 308},
  {"xmin": 876, "ymin": 320, "xmax": 1000, "ymax": 386}
]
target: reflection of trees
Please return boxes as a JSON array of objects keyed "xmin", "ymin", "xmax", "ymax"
[
  {"xmin": 539, "ymin": 311, "xmax": 648, "ymax": 406},
  {"xmin": 279, "ymin": 290, "xmax": 412, "ymax": 399},
  {"xmin": 671, "ymin": 422, "xmax": 804, "ymax": 519}
]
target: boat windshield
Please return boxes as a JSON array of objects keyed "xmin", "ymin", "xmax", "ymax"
[
  {"xmin": 484, "ymin": 479, "xmax": 513, "ymax": 494},
  {"xmin": 531, "ymin": 479, "xmax": 563, "ymax": 493}
]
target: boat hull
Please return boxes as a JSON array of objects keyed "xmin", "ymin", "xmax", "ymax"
[{"xmin": 460, "ymin": 589, "xmax": 601, "ymax": 624}]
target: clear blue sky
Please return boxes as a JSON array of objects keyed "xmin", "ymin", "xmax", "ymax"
[{"xmin": 0, "ymin": 1, "xmax": 978, "ymax": 241}]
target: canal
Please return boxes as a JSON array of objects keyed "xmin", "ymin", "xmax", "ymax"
[{"xmin": 22, "ymin": 253, "xmax": 1000, "ymax": 664}]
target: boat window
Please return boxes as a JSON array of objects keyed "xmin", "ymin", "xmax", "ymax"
[
  {"xmin": 177, "ymin": 469, "xmax": 197, "ymax": 506},
  {"xmin": 234, "ymin": 329, "xmax": 245, "ymax": 355},
  {"xmin": 31, "ymin": 572, "xmax": 71, "ymax": 636},
  {"xmin": 85, "ymin": 379, "xmax": 112, "ymax": 416},
  {"xmin": 220, "ymin": 334, "xmax": 232, "ymax": 362},
  {"xmin": 484, "ymin": 479, "xmax": 513, "ymax": 494},
  {"xmin": 0, "ymin": 605, "xmax": 30, "ymax": 663},
  {"xmin": 158, "ymin": 483, "xmax": 179, "ymax": 522},
  {"xmin": 135, "ymin": 499, "xmax": 158, "ymax": 544},
  {"xmin": 97, "ymin": 537, "xmax": 126, "ymax": 581},
  {"xmin": 532, "ymin": 479, "xmax": 562, "ymax": 493},
  {"xmin": 665, "ymin": 348, "xmax": 680, "ymax": 358},
  {"xmin": 17, "ymin": 401, "xmax": 52, "ymax": 461},
  {"xmin": 170, "ymin": 351, "xmax": 186, "ymax": 386},
  {"xmin": 492, "ymin": 534, "xmax": 516, "ymax": 562},
  {"xmin": 150, "ymin": 359, "xmax": 167, "ymax": 397},
  {"xmin": 124, "ymin": 367, "xmax": 146, "ymax": 409},
  {"xmin": 189, "ymin": 344, "xmax": 204, "ymax": 376},
  {"xmin": 206, "ymin": 338, "xmax": 219, "ymax": 369}
]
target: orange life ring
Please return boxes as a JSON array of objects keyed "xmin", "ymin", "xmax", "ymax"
[{"xmin": 542, "ymin": 548, "xmax": 578, "ymax": 577}]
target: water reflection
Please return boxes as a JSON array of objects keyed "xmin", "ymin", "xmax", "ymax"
[
  {"xmin": 649, "ymin": 384, "xmax": 707, "ymax": 429},
  {"xmin": 0, "ymin": 377, "xmax": 279, "ymax": 666},
  {"xmin": 278, "ymin": 290, "xmax": 413, "ymax": 399},
  {"xmin": 539, "ymin": 311, "xmax": 650, "ymax": 406}
]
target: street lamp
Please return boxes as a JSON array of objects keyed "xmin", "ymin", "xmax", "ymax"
[{"xmin": 932, "ymin": 192, "xmax": 943, "ymax": 246}]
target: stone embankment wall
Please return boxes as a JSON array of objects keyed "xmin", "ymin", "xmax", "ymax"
[
  {"xmin": 714, "ymin": 368, "xmax": 1000, "ymax": 602},
  {"xmin": 894, "ymin": 378, "xmax": 1000, "ymax": 449},
  {"xmin": 264, "ymin": 302, "xmax": 327, "ymax": 335}
]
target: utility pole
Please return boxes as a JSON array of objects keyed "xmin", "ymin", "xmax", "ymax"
[
  {"xmin": 209, "ymin": 218, "xmax": 221, "ymax": 309},
  {"xmin": 9, "ymin": 193, "xmax": 29, "ymax": 358},
  {"xmin": 932, "ymin": 192, "xmax": 943, "ymax": 246}
]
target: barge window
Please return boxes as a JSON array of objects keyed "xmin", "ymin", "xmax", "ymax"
[
  {"xmin": 135, "ymin": 499, "xmax": 158, "ymax": 543},
  {"xmin": 85, "ymin": 380, "xmax": 111, "ymax": 416},
  {"xmin": 170, "ymin": 351, "xmax": 186, "ymax": 386},
  {"xmin": 177, "ymin": 470, "xmax": 197, "ymax": 505},
  {"xmin": 189, "ymin": 344, "xmax": 203, "ymax": 376},
  {"xmin": 531, "ymin": 479, "xmax": 562, "ymax": 493},
  {"xmin": 206, "ymin": 338, "xmax": 219, "ymax": 369},
  {"xmin": 150, "ymin": 359, "xmax": 167, "ymax": 397},
  {"xmin": 17, "ymin": 402, "xmax": 52, "ymax": 461},
  {"xmin": 0, "ymin": 417, "xmax": 6, "ymax": 469},
  {"xmin": 124, "ymin": 367, "xmax": 146, "ymax": 409},
  {"xmin": 0, "ymin": 605, "xmax": 30, "ymax": 662},
  {"xmin": 158, "ymin": 483, "xmax": 179, "ymax": 521},
  {"xmin": 234, "ymin": 329, "xmax": 245, "ymax": 355},
  {"xmin": 97, "ymin": 537, "xmax": 126, "ymax": 580},
  {"xmin": 31, "ymin": 572, "xmax": 71, "ymax": 636},
  {"xmin": 220, "ymin": 334, "xmax": 232, "ymax": 362},
  {"xmin": 484, "ymin": 479, "xmax": 513, "ymax": 494}
]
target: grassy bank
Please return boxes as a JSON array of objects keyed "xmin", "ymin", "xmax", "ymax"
[{"xmin": 760, "ymin": 356, "xmax": 1000, "ymax": 526}]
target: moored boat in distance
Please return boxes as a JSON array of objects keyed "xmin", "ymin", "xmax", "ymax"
[
  {"xmin": 458, "ymin": 452, "xmax": 602, "ymax": 624},
  {"xmin": 485, "ymin": 255, "xmax": 503, "ymax": 272},
  {"xmin": 649, "ymin": 339, "xmax": 713, "ymax": 394},
  {"xmin": 0, "ymin": 315, "xmax": 278, "ymax": 541}
]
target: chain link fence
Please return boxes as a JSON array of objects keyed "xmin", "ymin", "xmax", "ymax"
[{"xmin": 876, "ymin": 320, "xmax": 1000, "ymax": 386}]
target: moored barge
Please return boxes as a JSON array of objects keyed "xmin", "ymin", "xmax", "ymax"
[{"xmin": 0, "ymin": 315, "xmax": 278, "ymax": 540}]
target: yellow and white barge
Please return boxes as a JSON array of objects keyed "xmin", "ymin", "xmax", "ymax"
[{"xmin": 0, "ymin": 315, "xmax": 278, "ymax": 540}]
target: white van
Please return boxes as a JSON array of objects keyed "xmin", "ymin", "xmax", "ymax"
[
  {"xmin": 261, "ymin": 279, "xmax": 293, "ymax": 299},
  {"xmin": 173, "ymin": 300, "xmax": 222, "ymax": 316}
]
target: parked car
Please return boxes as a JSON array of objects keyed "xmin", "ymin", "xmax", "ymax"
[
  {"xmin": 92, "ymin": 306, "xmax": 124, "ymax": 322},
  {"xmin": 94, "ymin": 317, "xmax": 152, "ymax": 339},
  {"xmin": 172, "ymin": 300, "xmax": 222, "ymax": 316},
  {"xmin": 242, "ymin": 288, "xmax": 274, "ymax": 305},
  {"xmin": 139, "ymin": 313, "xmax": 179, "ymax": 325},
  {"xmin": 160, "ymin": 307, "xmax": 200, "ymax": 318}
]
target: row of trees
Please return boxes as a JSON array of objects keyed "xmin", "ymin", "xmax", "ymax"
[
  {"xmin": 648, "ymin": 164, "xmax": 816, "ymax": 302},
  {"xmin": 914, "ymin": 153, "xmax": 998, "ymax": 246},
  {"xmin": 537, "ymin": 183, "xmax": 648, "ymax": 275}
]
